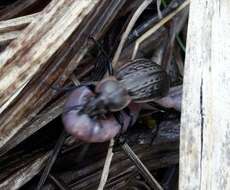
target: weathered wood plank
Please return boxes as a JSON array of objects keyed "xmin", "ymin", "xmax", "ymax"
[
  {"xmin": 0, "ymin": 0, "xmax": 127, "ymax": 150},
  {"xmin": 179, "ymin": 0, "xmax": 230, "ymax": 189},
  {"xmin": 0, "ymin": 0, "xmax": 100, "ymax": 111},
  {"xmin": 0, "ymin": 0, "xmax": 101, "ymax": 148}
]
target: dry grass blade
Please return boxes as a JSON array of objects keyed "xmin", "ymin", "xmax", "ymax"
[
  {"xmin": 161, "ymin": 6, "xmax": 188, "ymax": 70},
  {"xmin": 132, "ymin": 0, "xmax": 190, "ymax": 59},
  {"xmin": 98, "ymin": 139, "xmax": 114, "ymax": 190},
  {"xmin": 112, "ymin": 0, "xmax": 153, "ymax": 68}
]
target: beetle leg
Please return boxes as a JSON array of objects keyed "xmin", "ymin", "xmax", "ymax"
[
  {"xmin": 113, "ymin": 108, "xmax": 135, "ymax": 151},
  {"xmin": 113, "ymin": 112, "xmax": 125, "ymax": 136},
  {"xmin": 88, "ymin": 36, "xmax": 114, "ymax": 76},
  {"xmin": 123, "ymin": 107, "xmax": 135, "ymax": 128}
]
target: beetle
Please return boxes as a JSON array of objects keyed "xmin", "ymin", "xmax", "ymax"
[
  {"xmin": 36, "ymin": 38, "xmax": 171, "ymax": 190},
  {"xmin": 62, "ymin": 58, "xmax": 170, "ymax": 142}
]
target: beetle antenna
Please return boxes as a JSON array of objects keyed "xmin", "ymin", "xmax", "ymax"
[{"xmin": 50, "ymin": 82, "xmax": 96, "ymax": 93}]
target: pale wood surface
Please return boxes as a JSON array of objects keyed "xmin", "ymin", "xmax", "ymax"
[
  {"xmin": 179, "ymin": 0, "xmax": 230, "ymax": 189},
  {"xmin": 0, "ymin": 0, "xmax": 99, "ymax": 111},
  {"xmin": 0, "ymin": 0, "xmax": 101, "ymax": 148}
]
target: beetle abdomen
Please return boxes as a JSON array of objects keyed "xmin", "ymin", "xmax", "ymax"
[{"xmin": 115, "ymin": 59, "xmax": 169, "ymax": 102}]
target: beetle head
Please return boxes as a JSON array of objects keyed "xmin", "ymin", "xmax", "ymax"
[{"xmin": 81, "ymin": 77, "xmax": 131, "ymax": 117}]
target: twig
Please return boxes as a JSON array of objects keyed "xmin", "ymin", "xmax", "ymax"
[
  {"xmin": 97, "ymin": 139, "xmax": 114, "ymax": 190},
  {"xmin": 122, "ymin": 142, "xmax": 164, "ymax": 190},
  {"xmin": 127, "ymin": 0, "xmax": 186, "ymax": 44},
  {"xmin": 112, "ymin": 0, "xmax": 153, "ymax": 67}
]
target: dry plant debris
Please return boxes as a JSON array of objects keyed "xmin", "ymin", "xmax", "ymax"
[{"xmin": 0, "ymin": 0, "xmax": 188, "ymax": 189}]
